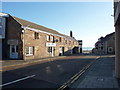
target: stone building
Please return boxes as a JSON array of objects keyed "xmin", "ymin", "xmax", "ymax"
[
  {"xmin": 114, "ymin": 0, "xmax": 120, "ymax": 78},
  {"xmin": 0, "ymin": 12, "xmax": 79, "ymax": 60},
  {"xmin": 93, "ymin": 32, "xmax": 115, "ymax": 55}
]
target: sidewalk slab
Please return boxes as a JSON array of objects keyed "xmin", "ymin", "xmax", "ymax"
[{"xmin": 71, "ymin": 55, "xmax": 119, "ymax": 89}]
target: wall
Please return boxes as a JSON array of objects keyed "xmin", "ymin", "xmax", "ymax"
[{"xmin": 3, "ymin": 16, "xmax": 23, "ymax": 59}]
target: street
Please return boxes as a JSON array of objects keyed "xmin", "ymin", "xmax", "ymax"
[{"xmin": 2, "ymin": 55, "xmax": 98, "ymax": 89}]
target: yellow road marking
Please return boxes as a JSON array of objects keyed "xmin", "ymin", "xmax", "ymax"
[{"xmin": 58, "ymin": 56, "xmax": 100, "ymax": 90}]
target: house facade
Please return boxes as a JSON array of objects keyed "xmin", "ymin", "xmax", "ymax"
[
  {"xmin": 93, "ymin": 32, "xmax": 115, "ymax": 55},
  {"xmin": 0, "ymin": 13, "xmax": 79, "ymax": 60},
  {"xmin": 114, "ymin": 0, "xmax": 120, "ymax": 78}
]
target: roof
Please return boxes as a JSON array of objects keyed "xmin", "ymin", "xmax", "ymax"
[
  {"xmin": 11, "ymin": 15, "xmax": 77, "ymax": 41},
  {"xmin": 96, "ymin": 32, "xmax": 115, "ymax": 44},
  {"xmin": 12, "ymin": 16, "xmax": 59, "ymax": 35}
]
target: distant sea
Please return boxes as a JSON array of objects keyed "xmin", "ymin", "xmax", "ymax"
[{"xmin": 82, "ymin": 47, "xmax": 93, "ymax": 51}]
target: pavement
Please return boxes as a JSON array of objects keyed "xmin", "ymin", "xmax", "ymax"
[
  {"xmin": 70, "ymin": 55, "xmax": 120, "ymax": 89},
  {"xmin": 0, "ymin": 53, "xmax": 98, "ymax": 72},
  {"xmin": 0, "ymin": 56, "xmax": 67, "ymax": 71}
]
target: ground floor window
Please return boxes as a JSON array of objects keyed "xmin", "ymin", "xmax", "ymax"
[
  {"xmin": 48, "ymin": 47, "xmax": 52, "ymax": 53},
  {"xmin": 26, "ymin": 46, "xmax": 34, "ymax": 56},
  {"xmin": 108, "ymin": 47, "xmax": 113, "ymax": 53}
]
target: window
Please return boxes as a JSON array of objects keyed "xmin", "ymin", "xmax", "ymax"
[
  {"xmin": 52, "ymin": 36, "xmax": 55, "ymax": 42},
  {"xmin": 34, "ymin": 32, "xmax": 39, "ymax": 39},
  {"xmin": 0, "ymin": 18, "xmax": 2, "ymax": 35},
  {"xmin": 65, "ymin": 40, "xmax": 67, "ymax": 44},
  {"xmin": 48, "ymin": 47, "xmax": 52, "ymax": 53},
  {"xmin": 26, "ymin": 46, "xmax": 34, "ymax": 56},
  {"xmin": 108, "ymin": 47, "xmax": 113, "ymax": 53},
  {"xmin": 59, "ymin": 37, "xmax": 62, "ymax": 42},
  {"xmin": 51, "ymin": 36, "xmax": 54, "ymax": 42},
  {"xmin": 0, "ymin": 18, "xmax": 2, "ymax": 24},
  {"xmin": 69, "ymin": 41, "xmax": 71, "ymax": 45},
  {"xmin": 101, "ymin": 47, "xmax": 103, "ymax": 50},
  {"xmin": 11, "ymin": 46, "xmax": 15, "ymax": 53},
  {"xmin": 47, "ymin": 35, "xmax": 50, "ymax": 41}
]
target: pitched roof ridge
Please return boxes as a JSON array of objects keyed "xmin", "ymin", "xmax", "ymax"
[
  {"xmin": 12, "ymin": 16, "xmax": 60, "ymax": 34},
  {"xmin": 11, "ymin": 15, "xmax": 77, "ymax": 41}
]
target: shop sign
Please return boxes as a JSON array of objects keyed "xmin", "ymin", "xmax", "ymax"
[{"xmin": 46, "ymin": 43, "xmax": 56, "ymax": 47}]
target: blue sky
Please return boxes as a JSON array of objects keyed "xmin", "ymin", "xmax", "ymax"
[{"xmin": 2, "ymin": 2, "xmax": 114, "ymax": 48}]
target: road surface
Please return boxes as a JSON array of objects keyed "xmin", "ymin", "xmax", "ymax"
[{"xmin": 2, "ymin": 55, "xmax": 98, "ymax": 89}]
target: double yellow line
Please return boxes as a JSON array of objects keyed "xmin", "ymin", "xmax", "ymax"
[{"xmin": 58, "ymin": 56, "xmax": 100, "ymax": 90}]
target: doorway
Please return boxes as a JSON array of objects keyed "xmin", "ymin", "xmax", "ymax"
[{"xmin": 10, "ymin": 45, "xmax": 18, "ymax": 59}]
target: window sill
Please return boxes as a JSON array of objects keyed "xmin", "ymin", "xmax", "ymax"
[{"xmin": 26, "ymin": 54, "xmax": 34, "ymax": 56}]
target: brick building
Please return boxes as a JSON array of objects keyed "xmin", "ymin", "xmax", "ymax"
[
  {"xmin": 0, "ymin": 13, "xmax": 79, "ymax": 60},
  {"xmin": 93, "ymin": 32, "xmax": 115, "ymax": 55},
  {"xmin": 114, "ymin": 0, "xmax": 120, "ymax": 78}
]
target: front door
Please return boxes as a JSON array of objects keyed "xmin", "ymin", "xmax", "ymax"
[
  {"xmin": 10, "ymin": 45, "xmax": 18, "ymax": 59},
  {"xmin": 62, "ymin": 47, "xmax": 64, "ymax": 55}
]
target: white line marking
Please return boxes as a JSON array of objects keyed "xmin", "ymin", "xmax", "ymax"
[{"xmin": 0, "ymin": 75, "xmax": 36, "ymax": 87}]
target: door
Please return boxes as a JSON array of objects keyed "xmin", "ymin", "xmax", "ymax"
[
  {"xmin": 10, "ymin": 45, "xmax": 18, "ymax": 59},
  {"xmin": 62, "ymin": 47, "xmax": 64, "ymax": 55}
]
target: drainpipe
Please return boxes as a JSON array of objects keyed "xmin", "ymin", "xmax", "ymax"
[{"xmin": 22, "ymin": 26, "xmax": 26, "ymax": 60}]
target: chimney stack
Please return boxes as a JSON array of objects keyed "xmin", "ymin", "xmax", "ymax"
[{"xmin": 70, "ymin": 31, "xmax": 73, "ymax": 37}]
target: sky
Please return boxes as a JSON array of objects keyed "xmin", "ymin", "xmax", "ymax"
[{"xmin": 2, "ymin": 2, "xmax": 115, "ymax": 48}]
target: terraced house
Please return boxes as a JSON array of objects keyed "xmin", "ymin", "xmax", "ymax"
[
  {"xmin": 0, "ymin": 12, "xmax": 79, "ymax": 60},
  {"xmin": 93, "ymin": 32, "xmax": 115, "ymax": 55}
]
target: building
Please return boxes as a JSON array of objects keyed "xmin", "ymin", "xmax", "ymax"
[
  {"xmin": 114, "ymin": 0, "xmax": 120, "ymax": 78},
  {"xmin": 93, "ymin": 32, "xmax": 115, "ymax": 55},
  {"xmin": 0, "ymin": 12, "xmax": 79, "ymax": 60},
  {"xmin": 78, "ymin": 40, "xmax": 82, "ymax": 53}
]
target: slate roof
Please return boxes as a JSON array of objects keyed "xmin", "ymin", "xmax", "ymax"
[{"xmin": 12, "ymin": 15, "xmax": 77, "ymax": 41}]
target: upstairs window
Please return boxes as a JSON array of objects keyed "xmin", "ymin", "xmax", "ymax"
[
  {"xmin": 65, "ymin": 40, "xmax": 67, "ymax": 44},
  {"xmin": 51, "ymin": 36, "xmax": 54, "ymax": 42},
  {"xmin": 34, "ymin": 32, "xmax": 39, "ymax": 39},
  {"xmin": 53, "ymin": 36, "xmax": 55, "ymax": 43},
  {"xmin": 69, "ymin": 41, "xmax": 71, "ymax": 45},
  {"xmin": 47, "ymin": 35, "xmax": 50, "ymax": 41},
  {"xmin": 59, "ymin": 37, "xmax": 62, "ymax": 42}
]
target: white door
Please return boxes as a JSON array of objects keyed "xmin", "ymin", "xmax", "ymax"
[
  {"xmin": 59, "ymin": 47, "xmax": 63, "ymax": 55},
  {"xmin": 10, "ymin": 45, "xmax": 18, "ymax": 59}
]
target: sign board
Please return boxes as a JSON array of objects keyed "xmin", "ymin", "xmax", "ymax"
[
  {"xmin": 46, "ymin": 43, "xmax": 56, "ymax": 47},
  {"xmin": 0, "ymin": 17, "xmax": 6, "ymax": 39},
  {"xmin": 8, "ymin": 39, "xmax": 18, "ymax": 45}
]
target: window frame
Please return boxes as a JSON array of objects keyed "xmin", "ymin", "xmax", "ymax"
[
  {"xmin": 47, "ymin": 35, "xmax": 50, "ymax": 41},
  {"xmin": 34, "ymin": 32, "xmax": 39, "ymax": 39},
  {"xmin": 48, "ymin": 47, "xmax": 52, "ymax": 54},
  {"xmin": 59, "ymin": 37, "xmax": 62, "ymax": 42},
  {"xmin": 25, "ymin": 46, "xmax": 34, "ymax": 56}
]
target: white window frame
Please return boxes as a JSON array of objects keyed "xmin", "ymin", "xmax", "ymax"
[
  {"xmin": 108, "ymin": 47, "xmax": 113, "ymax": 53},
  {"xmin": 48, "ymin": 47, "xmax": 52, "ymax": 54},
  {"xmin": 51, "ymin": 36, "xmax": 54, "ymax": 41},
  {"xmin": 47, "ymin": 35, "xmax": 50, "ymax": 41},
  {"xmin": 26, "ymin": 46, "xmax": 34, "ymax": 56}
]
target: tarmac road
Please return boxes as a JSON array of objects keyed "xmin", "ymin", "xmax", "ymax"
[{"xmin": 1, "ymin": 55, "xmax": 98, "ymax": 89}]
